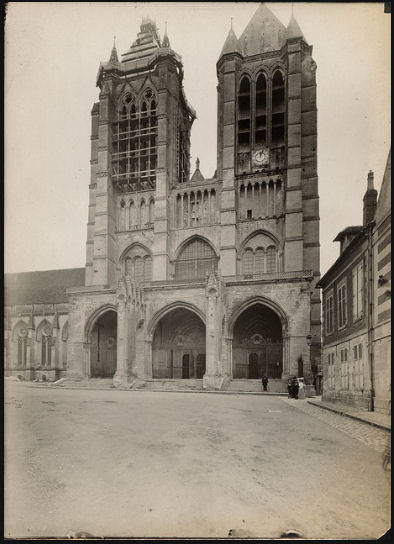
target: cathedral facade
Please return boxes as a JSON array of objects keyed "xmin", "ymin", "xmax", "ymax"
[{"xmin": 5, "ymin": 5, "xmax": 321, "ymax": 390}]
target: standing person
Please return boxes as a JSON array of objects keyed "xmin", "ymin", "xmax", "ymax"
[
  {"xmin": 287, "ymin": 378, "xmax": 292, "ymax": 398},
  {"xmin": 262, "ymin": 375, "xmax": 268, "ymax": 392},
  {"xmin": 291, "ymin": 376, "xmax": 300, "ymax": 399}
]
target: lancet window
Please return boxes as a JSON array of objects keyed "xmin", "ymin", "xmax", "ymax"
[
  {"xmin": 175, "ymin": 238, "xmax": 218, "ymax": 280},
  {"xmin": 112, "ymin": 89, "xmax": 157, "ymax": 191},
  {"xmin": 122, "ymin": 245, "xmax": 152, "ymax": 283},
  {"xmin": 236, "ymin": 69, "xmax": 286, "ymax": 175}
]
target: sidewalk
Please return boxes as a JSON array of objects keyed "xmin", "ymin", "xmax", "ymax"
[{"xmin": 307, "ymin": 396, "xmax": 391, "ymax": 432}]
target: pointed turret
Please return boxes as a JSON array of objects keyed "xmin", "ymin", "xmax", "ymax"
[
  {"xmin": 286, "ymin": 14, "xmax": 307, "ymax": 42},
  {"xmin": 108, "ymin": 37, "xmax": 119, "ymax": 65},
  {"xmin": 239, "ymin": 3, "xmax": 286, "ymax": 56},
  {"xmin": 219, "ymin": 23, "xmax": 240, "ymax": 58},
  {"xmin": 162, "ymin": 21, "xmax": 171, "ymax": 48},
  {"xmin": 191, "ymin": 157, "xmax": 205, "ymax": 183}
]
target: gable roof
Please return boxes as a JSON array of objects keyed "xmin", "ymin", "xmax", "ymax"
[{"xmin": 4, "ymin": 268, "xmax": 85, "ymax": 306}]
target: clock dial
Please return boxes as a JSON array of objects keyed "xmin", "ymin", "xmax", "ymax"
[{"xmin": 253, "ymin": 148, "xmax": 269, "ymax": 166}]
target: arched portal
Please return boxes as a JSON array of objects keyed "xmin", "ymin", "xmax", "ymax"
[
  {"xmin": 232, "ymin": 303, "xmax": 283, "ymax": 379},
  {"xmin": 90, "ymin": 310, "xmax": 117, "ymax": 378},
  {"xmin": 152, "ymin": 308, "xmax": 206, "ymax": 379}
]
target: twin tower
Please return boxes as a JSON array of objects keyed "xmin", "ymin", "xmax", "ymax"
[{"xmin": 67, "ymin": 4, "xmax": 321, "ymax": 389}]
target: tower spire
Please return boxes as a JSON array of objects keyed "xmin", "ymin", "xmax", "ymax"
[
  {"xmin": 162, "ymin": 20, "xmax": 170, "ymax": 48},
  {"xmin": 108, "ymin": 36, "xmax": 119, "ymax": 65}
]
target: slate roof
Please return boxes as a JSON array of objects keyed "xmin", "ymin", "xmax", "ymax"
[
  {"xmin": 4, "ymin": 268, "xmax": 85, "ymax": 306},
  {"xmin": 219, "ymin": 3, "xmax": 307, "ymax": 59}
]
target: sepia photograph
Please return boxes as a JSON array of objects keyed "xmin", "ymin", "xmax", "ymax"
[{"xmin": 4, "ymin": 1, "xmax": 391, "ymax": 539}]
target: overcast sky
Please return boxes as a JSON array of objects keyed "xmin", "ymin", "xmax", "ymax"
[{"xmin": 4, "ymin": 2, "xmax": 391, "ymax": 276}]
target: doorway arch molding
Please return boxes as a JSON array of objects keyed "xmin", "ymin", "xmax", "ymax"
[
  {"xmin": 147, "ymin": 301, "xmax": 206, "ymax": 339},
  {"xmin": 84, "ymin": 304, "xmax": 117, "ymax": 343},
  {"xmin": 228, "ymin": 296, "xmax": 288, "ymax": 338}
]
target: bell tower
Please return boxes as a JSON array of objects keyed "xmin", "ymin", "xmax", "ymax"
[
  {"xmin": 86, "ymin": 19, "xmax": 195, "ymax": 287},
  {"xmin": 216, "ymin": 3, "xmax": 321, "ymax": 373}
]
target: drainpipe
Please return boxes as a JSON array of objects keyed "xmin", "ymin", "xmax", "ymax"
[{"xmin": 367, "ymin": 223, "xmax": 375, "ymax": 411}]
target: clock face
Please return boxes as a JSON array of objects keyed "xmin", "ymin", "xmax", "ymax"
[{"xmin": 253, "ymin": 148, "xmax": 269, "ymax": 166}]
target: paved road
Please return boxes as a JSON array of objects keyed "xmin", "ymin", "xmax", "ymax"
[
  {"xmin": 4, "ymin": 382, "xmax": 390, "ymax": 539},
  {"xmin": 281, "ymin": 397, "xmax": 390, "ymax": 454}
]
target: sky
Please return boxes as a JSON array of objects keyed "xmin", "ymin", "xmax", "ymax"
[{"xmin": 4, "ymin": 2, "xmax": 391, "ymax": 276}]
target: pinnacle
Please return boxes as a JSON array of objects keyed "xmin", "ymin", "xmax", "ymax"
[{"xmin": 286, "ymin": 14, "xmax": 306, "ymax": 42}]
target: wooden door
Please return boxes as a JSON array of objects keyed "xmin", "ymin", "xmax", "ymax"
[
  {"xmin": 182, "ymin": 353, "xmax": 190, "ymax": 379},
  {"xmin": 249, "ymin": 352, "xmax": 258, "ymax": 378}
]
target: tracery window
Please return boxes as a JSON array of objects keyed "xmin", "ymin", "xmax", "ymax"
[
  {"xmin": 37, "ymin": 321, "xmax": 53, "ymax": 368},
  {"xmin": 237, "ymin": 76, "xmax": 251, "ymax": 173},
  {"xmin": 112, "ymin": 89, "xmax": 157, "ymax": 191},
  {"xmin": 255, "ymin": 73, "xmax": 267, "ymax": 147},
  {"xmin": 175, "ymin": 238, "xmax": 218, "ymax": 280},
  {"xmin": 266, "ymin": 246, "xmax": 277, "ymax": 273},
  {"xmin": 122, "ymin": 245, "xmax": 152, "ymax": 283},
  {"xmin": 177, "ymin": 115, "xmax": 191, "ymax": 183},
  {"xmin": 13, "ymin": 321, "xmax": 28, "ymax": 368},
  {"xmin": 236, "ymin": 70, "xmax": 286, "ymax": 174},
  {"xmin": 241, "ymin": 244, "xmax": 278, "ymax": 275}
]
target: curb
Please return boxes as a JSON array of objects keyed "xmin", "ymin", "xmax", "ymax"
[
  {"xmin": 307, "ymin": 400, "xmax": 391, "ymax": 432},
  {"xmin": 19, "ymin": 382, "xmax": 290, "ymax": 397}
]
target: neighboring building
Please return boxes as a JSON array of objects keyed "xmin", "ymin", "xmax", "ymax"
[
  {"xmin": 372, "ymin": 151, "xmax": 391, "ymax": 413},
  {"xmin": 4, "ymin": 5, "xmax": 321, "ymax": 389},
  {"xmin": 318, "ymin": 151, "xmax": 391, "ymax": 414},
  {"xmin": 4, "ymin": 269, "xmax": 85, "ymax": 381}
]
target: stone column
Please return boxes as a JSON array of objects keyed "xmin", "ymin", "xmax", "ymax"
[
  {"xmin": 203, "ymin": 273, "xmax": 229, "ymax": 390},
  {"xmin": 113, "ymin": 294, "xmax": 133, "ymax": 388}
]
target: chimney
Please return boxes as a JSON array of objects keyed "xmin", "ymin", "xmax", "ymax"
[{"xmin": 363, "ymin": 170, "xmax": 377, "ymax": 226}]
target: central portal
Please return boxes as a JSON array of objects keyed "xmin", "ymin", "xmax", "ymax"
[
  {"xmin": 232, "ymin": 303, "xmax": 283, "ymax": 379},
  {"xmin": 152, "ymin": 308, "xmax": 206, "ymax": 379}
]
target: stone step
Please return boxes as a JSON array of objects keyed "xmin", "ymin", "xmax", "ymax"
[
  {"xmin": 225, "ymin": 379, "xmax": 289, "ymax": 393},
  {"xmin": 131, "ymin": 379, "xmax": 203, "ymax": 391}
]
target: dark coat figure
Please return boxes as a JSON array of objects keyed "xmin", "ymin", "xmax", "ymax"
[
  {"xmin": 290, "ymin": 376, "xmax": 299, "ymax": 399},
  {"xmin": 262, "ymin": 375, "xmax": 268, "ymax": 391},
  {"xmin": 287, "ymin": 379, "xmax": 292, "ymax": 397}
]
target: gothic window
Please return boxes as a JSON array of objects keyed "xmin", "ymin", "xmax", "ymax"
[
  {"xmin": 144, "ymin": 255, "xmax": 152, "ymax": 280},
  {"xmin": 122, "ymin": 244, "xmax": 152, "ymax": 282},
  {"xmin": 129, "ymin": 200, "xmax": 136, "ymax": 228},
  {"xmin": 62, "ymin": 321, "xmax": 69, "ymax": 369},
  {"xmin": 140, "ymin": 200, "xmax": 146, "ymax": 227},
  {"xmin": 255, "ymin": 248, "xmax": 265, "ymax": 273},
  {"xmin": 13, "ymin": 321, "xmax": 28, "ymax": 368},
  {"xmin": 125, "ymin": 257, "xmax": 133, "ymax": 276},
  {"xmin": 255, "ymin": 73, "xmax": 267, "ymax": 147},
  {"xmin": 37, "ymin": 321, "xmax": 53, "ymax": 368},
  {"xmin": 149, "ymin": 199, "xmax": 155, "ymax": 224},
  {"xmin": 175, "ymin": 238, "xmax": 218, "ymax": 280},
  {"xmin": 237, "ymin": 76, "xmax": 251, "ymax": 174},
  {"xmin": 112, "ymin": 89, "xmax": 157, "ymax": 190},
  {"xmin": 241, "ymin": 234, "xmax": 279, "ymax": 275},
  {"xmin": 266, "ymin": 245, "xmax": 277, "ymax": 273},
  {"xmin": 134, "ymin": 256, "xmax": 144, "ymax": 281},
  {"xmin": 243, "ymin": 248, "xmax": 254, "ymax": 275},
  {"xmin": 271, "ymin": 70, "xmax": 285, "ymax": 168},
  {"xmin": 177, "ymin": 115, "xmax": 191, "ymax": 183}
]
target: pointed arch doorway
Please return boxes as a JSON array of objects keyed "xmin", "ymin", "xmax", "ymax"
[
  {"xmin": 152, "ymin": 307, "xmax": 206, "ymax": 379},
  {"xmin": 232, "ymin": 303, "xmax": 283, "ymax": 379},
  {"xmin": 90, "ymin": 310, "xmax": 117, "ymax": 378}
]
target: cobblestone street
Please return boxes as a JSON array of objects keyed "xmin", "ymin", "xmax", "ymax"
[
  {"xmin": 5, "ymin": 382, "xmax": 390, "ymax": 539},
  {"xmin": 281, "ymin": 398, "xmax": 390, "ymax": 454}
]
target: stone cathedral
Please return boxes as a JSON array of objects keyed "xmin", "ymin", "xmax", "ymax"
[{"xmin": 4, "ymin": 5, "xmax": 321, "ymax": 390}]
